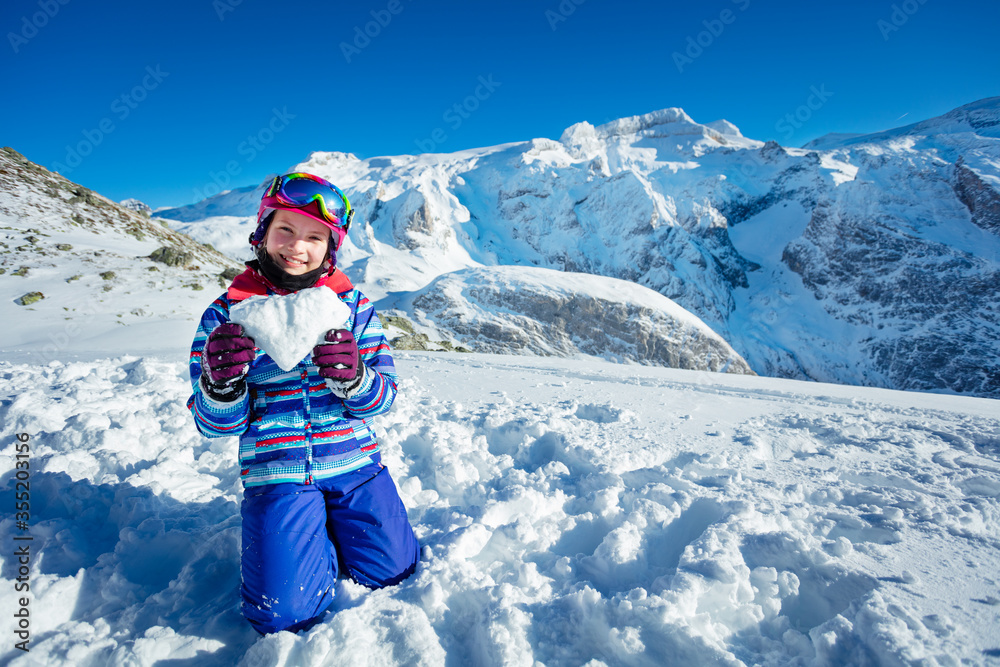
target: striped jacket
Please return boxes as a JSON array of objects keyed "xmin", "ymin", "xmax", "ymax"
[{"xmin": 187, "ymin": 265, "xmax": 397, "ymax": 487}]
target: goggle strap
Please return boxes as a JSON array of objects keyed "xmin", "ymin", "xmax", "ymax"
[{"xmin": 264, "ymin": 176, "xmax": 281, "ymax": 197}]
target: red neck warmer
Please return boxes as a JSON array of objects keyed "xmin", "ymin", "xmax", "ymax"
[{"xmin": 227, "ymin": 265, "xmax": 353, "ymax": 302}]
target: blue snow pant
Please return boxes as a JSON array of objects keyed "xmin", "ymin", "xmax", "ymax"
[{"xmin": 240, "ymin": 460, "xmax": 419, "ymax": 634}]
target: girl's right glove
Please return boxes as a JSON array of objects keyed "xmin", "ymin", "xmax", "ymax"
[
  {"xmin": 202, "ymin": 323, "xmax": 256, "ymax": 401},
  {"xmin": 312, "ymin": 329, "xmax": 368, "ymax": 398}
]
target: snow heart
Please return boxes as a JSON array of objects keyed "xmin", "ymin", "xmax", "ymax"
[{"xmin": 229, "ymin": 287, "xmax": 351, "ymax": 372}]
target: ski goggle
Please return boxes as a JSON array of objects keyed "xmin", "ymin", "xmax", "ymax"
[{"xmin": 262, "ymin": 173, "xmax": 354, "ymax": 231}]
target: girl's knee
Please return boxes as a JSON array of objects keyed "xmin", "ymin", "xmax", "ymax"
[
  {"xmin": 242, "ymin": 583, "xmax": 333, "ymax": 634},
  {"xmin": 346, "ymin": 520, "xmax": 420, "ymax": 589}
]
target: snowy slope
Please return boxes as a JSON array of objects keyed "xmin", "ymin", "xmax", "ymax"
[
  {"xmin": 2, "ymin": 351, "xmax": 998, "ymax": 666},
  {"xmin": 157, "ymin": 99, "xmax": 1000, "ymax": 397},
  {"xmin": 0, "ymin": 147, "xmax": 243, "ymax": 360},
  {"xmin": 154, "ymin": 183, "xmax": 269, "ymax": 263}
]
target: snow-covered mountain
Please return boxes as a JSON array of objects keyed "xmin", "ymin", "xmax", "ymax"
[
  {"xmin": 119, "ymin": 198, "xmax": 152, "ymax": 217},
  {"xmin": 0, "ymin": 147, "xmax": 751, "ymax": 376},
  {"xmin": 157, "ymin": 98, "xmax": 1000, "ymax": 398}
]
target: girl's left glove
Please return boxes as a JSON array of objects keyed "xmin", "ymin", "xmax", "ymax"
[{"xmin": 312, "ymin": 329, "xmax": 367, "ymax": 398}]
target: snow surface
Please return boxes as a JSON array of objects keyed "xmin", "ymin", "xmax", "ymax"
[
  {"xmin": 229, "ymin": 288, "xmax": 350, "ymax": 372},
  {"xmin": 2, "ymin": 350, "xmax": 999, "ymax": 666}
]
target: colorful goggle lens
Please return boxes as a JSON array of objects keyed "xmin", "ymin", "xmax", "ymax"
[{"xmin": 266, "ymin": 173, "xmax": 353, "ymax": 229}]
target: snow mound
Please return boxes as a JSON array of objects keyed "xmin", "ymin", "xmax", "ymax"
[
  {"xmin": 407, "ymin": 266, "xmax": 755, "ymax": 374},
  {"xmin": 229, "ymin": 288, "xmax": 350, "ymax": 371}
]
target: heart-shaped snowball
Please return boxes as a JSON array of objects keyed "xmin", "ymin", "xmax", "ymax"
[{"xmin": 229, "ymin": 287, "xmax": 351, "ymax": 372}]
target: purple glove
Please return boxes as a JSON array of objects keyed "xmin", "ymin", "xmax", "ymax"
[
  {"xmin": 312, "ymin": 329, "xmax": 366, "ymax": 396},
  {"xmin": 202, "ymin": 323, "xmax": 255, "ymax": 400}
]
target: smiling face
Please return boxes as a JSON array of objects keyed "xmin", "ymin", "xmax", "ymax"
[{"xmin": 262, "ymin": 209, "xmax": 331, "ymax": 275}]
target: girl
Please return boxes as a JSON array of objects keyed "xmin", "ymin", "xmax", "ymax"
[{"xmin": 188, "ymin": 172, "xmax": 419, "ymax": 634}]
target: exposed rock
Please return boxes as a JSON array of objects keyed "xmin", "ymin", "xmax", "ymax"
[
  {"xmin": 149, "ymin": 247, "xmax": 194, "ymax": 267},
  {"xmin": 389, "ymin": 332, "xmax": 468, "ymax": 352},
  {"xmin": 380, "ymin": 314, "xmax": 416, "ymax": 335},
  {"xmin": 759, "ymin": 140, "xmax": 788, "ymax": 161},
  {"xmin": 16, "ymin": 292, "xmax": 44, "ymax": 306},
  {"xmin": 391, "ymin": 190, "xmax": 436, "ymax": 249},
  {"xmin": 219, "ymin": 267, "xmax": 242, "ymax": 281},
  {"xmin": 953, "ymin": 156, "xmax": 1000, "ymax": 236},
  {"xmin": 783, "ymin": 202, "xmax": 1000, "ymax": 396},
  {"xmin": 390, "ymin": 332, "xmax": 432, "ymax": 350}
]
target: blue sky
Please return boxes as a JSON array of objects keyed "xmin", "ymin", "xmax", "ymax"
[{"xmin": 2, "ymin": 0, "xmax": 998, "ymax": 209}]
